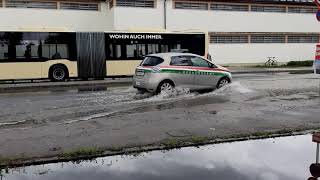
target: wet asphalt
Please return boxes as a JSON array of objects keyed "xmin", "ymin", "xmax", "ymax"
[{"xmin": 0, "ymin": 73, "xmax": 320, "ymax": 160}]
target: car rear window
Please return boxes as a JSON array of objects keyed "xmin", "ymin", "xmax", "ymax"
[{"xmin": 141, "ymin": 56, "xmax": 164, "ymax": 66}]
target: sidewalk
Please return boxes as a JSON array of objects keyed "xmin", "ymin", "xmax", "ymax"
[
  {"xmin": 229, "ymin": 66, "xmax": 313, "ymax": 74},
  {"xmin": 0, "ymin": 66, "xmax": 313, "ymax": 93},
  {"xmin": 0, "ymin": 78, "xmax": 133, "ymax": 93}
]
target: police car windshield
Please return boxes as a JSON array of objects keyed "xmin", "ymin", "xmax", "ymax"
[{"xmin": 141, "ymin": 56, "xmax": 164, "ymax": 66}]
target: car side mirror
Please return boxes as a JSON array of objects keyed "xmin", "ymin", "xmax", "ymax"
[
  {"xmin": 210, "ymin": 63, "xmax": 217, "ymax": 68},
  {"xmin": 207, "ymin": 54, "xmax": 212, "ymax": 61}
]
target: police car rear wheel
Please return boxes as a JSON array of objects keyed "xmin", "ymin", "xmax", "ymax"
[{"xmin": 157, "ymin": 81, "xmax": 174, "ymax": 94}]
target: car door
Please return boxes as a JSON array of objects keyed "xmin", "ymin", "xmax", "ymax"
[
  {"xmin": 189, "ymin": 56, "xmax": 218, "ymax": 89},
  {"xmin": 169, "ymin": 55, "xmax": 195, "ymax": 90}
]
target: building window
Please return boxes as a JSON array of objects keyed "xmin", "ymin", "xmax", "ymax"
[
  {"xmin": 116, "ymin": 0, "xmax": 155, "ymax": 8},
  {"xmin": 288, "ymin": 34, "xmax": 319, "ymax": 43},
  {"xmin": 210, "ymin": 35, "xmax": 249, "ymax": 43},
  {"xmin": 288, "ymin": 6, "xmax": 317, "ymax": 13},
  {"xmin": 175, "ymin": 2, "xmax": 208, "ymax": 10},
  {"xmin": 60, "ymin": 2, "xmax": 99, "ymax": 11},
  {"xmin": 251, "ymin": 5, "xmax": 286, "ymax": 13},
  {"xmin": 6, "ymin": 0, "xmax": 57, "ymax": 9},
  {"xmin": 0, "ymin": 0, "xmax": 2, "ymax": 7},
  {"xmin": 210, "ymin": 3, "xmax": 249, "ymax": 11},
  {"xmin": 251, "ymin": 35, "xmax": 286, "ymax": 43}
]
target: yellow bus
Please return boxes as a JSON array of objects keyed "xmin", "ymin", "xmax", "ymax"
[{"xmin": 0, "ymin": 30, "xmax": 209, "ymax": 81}]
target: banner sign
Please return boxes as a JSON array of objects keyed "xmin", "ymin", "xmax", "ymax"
[{"xmin": 108, "ymin": 34, "xmax": 163, "ymax": 40}]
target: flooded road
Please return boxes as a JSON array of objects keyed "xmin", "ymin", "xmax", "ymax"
[
  {"xmin": 0, "ymin": 73, "xmax": 320, "ymax": 162},
  {"xmin": 1, "ymin": 135, "xmax": 316, "ymax": 180}
]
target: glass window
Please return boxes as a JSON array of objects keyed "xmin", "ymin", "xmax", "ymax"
[
  {"xmin": 251, "ymin": 5, "xmax": 286, "ymax": 13},
  {"xmin": 170, "ymin": 56, "xmax": 192, "ymax": 66},
  {"xmin": 175, "ymin": 2, "xmax": 208, "ymax": 10},
  {"xmin": 288, "ymin": 35, "xmax": 319, "ymax": 43},
  {"xmin": 190, "ymin": 56, "xmax": 209, "ymax": 67},
  {"xmin": 126, "ymin": 43, "xmax": 146, "ymax": 59},
  {"xmin": 160, "ymin": 45, "xmax": 169, "ymax": 53},
  {"xmin": 116, "ymin": 0, "xmax": 154, "ymax": 8},
  {"xmin": 0, "ymin": 33, "xmax": 8, "ymax": 60},
  {"xmin": 210, "ymin": 3, "xmax": 249, "ymax": 11},
  {"xmin": 211, "ymin": 35, "xmax": 248, "ymax": 43},
  {"xmin": 147, "ymin": 44, "xmax": 160, "ymax": 54},
  {"xmin": 60, "ymin": 2, "xmax": 99, "ymax": 11},
  {"xmin": 15, "ymin": 40, "xmax": 40, "ymax": 60},
  {"xmin": 251, "ymin": 35, "xmax": 285, "ymax": 43},
  {"xmin": 6, "ymin": 0, "xmax": 57, "ymax": 9},
  {"xmin": 41, "ymin": 33, "xmax": 69, "ymax": 60},
  {"xmin": 12, "ymin": 33, "xmax": 41, "ymax": 61},
  {"xmin": 141, "ymin": 56, "xmax": 164, "ymax": 66},
  {"xmin": 107, "ymin": 44, "xmax": 123, "ymax": 59},
  {"xmin": 288, "ymin": 6, "xmax": 317, "ymax": 13}
]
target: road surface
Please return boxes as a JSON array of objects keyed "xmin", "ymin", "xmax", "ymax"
[{"xmin": 0, "ymin": 72, "xmax": 320, "ymax": 161}]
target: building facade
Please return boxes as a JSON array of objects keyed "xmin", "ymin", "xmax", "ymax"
[{"xmin": 1, "ymin": 0, "xmax": 319, "ymax": 65}]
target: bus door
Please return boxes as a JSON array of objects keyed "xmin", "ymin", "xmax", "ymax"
[{"xmin": 76, "ymin": 32, "xmax": 106, "ymax": 79}]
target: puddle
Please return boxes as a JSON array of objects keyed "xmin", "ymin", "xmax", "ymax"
[{"xmin": 1, "ymin": 135, "xmax": 316, "ymax": 180}]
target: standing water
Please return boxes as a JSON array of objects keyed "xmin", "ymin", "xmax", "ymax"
[{"xmin": 0, "ymin": 135, "xmax": 316, "ymax": 180}]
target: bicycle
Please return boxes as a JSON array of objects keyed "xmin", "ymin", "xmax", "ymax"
[{"xmin": 265, "ymin": 57, "xmax": 278, "ymax": 67}]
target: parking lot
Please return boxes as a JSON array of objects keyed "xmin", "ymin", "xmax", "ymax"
[{"xmin": 0, "ymin": 72, "xmax": 320, "ymax": 161}]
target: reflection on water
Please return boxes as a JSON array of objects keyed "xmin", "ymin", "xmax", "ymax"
[{"xmin": 0, "ymin": 135, "xmax": 315, "ymax": 180}]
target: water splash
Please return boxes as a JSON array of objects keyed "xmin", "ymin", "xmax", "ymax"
[{"xmin": 134, "ymin": 87, "xmax": 196, "ymax": 103}]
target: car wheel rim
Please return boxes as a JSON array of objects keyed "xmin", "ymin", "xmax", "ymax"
[
  {"xmin": 218, "ymin": 79, "xmax": 228, "ymax": 88},
  {"xmin": 160, "ymin": 83, "xmax": 173, "ymax": 92},
  {"xmin": 53, "ymin": 68, "xmax": 65, "ymax": 80}
]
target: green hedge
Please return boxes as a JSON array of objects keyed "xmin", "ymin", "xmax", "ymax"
[{"xmin": 286, "ymin": 60, "xmax": 313, "ymax": 67}]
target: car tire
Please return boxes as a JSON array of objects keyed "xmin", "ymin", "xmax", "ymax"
[
  {"xmin": 137, "ymin": 88, "xmax": 147, "ymax": 94},
  {"xmin": 216, "ymin": 77, "xmax": 230, "ymax": 89},
  {"xmin": 157, "ymin": 80, "xmax": 174, "ymax": 94},
  {"xmin": 49, "ymin": 65, "xmax": 68, "ymax": 82}
]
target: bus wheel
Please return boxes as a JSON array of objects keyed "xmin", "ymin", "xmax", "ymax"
[{"xmin": 50, "ymin": 65, "xmax": 68, "ymax": 82}]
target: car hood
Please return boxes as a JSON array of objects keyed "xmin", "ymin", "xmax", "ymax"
[{"xmin": 216, "ymin": 65, "xmax": 230, "ymax": 72}]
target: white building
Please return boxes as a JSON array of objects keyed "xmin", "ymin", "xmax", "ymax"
[{"xmin": 1, "ymin": 0, "xmax": 319, "ymax": 65}]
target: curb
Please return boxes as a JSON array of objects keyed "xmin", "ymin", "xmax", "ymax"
[
  {"xmin": 231, "ymin": 69, "xmax": 313, "ymax": 74},
  {"xmin": 0, "ymin": 79, "xmax": 133, "ymax": 93}
]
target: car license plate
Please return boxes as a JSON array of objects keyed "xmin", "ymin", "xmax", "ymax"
[{"xmin": 136, "ymin": 81, "xmax": 141, "ymax": 86}]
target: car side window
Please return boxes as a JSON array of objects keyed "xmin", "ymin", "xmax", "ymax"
[
  {"xmin": 170, "ymin": 56, "xmax": 192, "ymax": 66},
  {"xmin": 190, "ymin": 56, "xmax": 210, "ymax": 68}
]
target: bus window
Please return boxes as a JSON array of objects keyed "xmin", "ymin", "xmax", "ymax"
[
  {"xmin": 126, "ymin": 43, "xmax": 146, "ymax": 59},
  {"xmin": 160, "ymin": 44, "xmax": 169, "ymax": 53},
  {"xmin": 41, "ymin": 33, "xmax": 70, "ymax": 60},
  {"xmin": 0, "ymin": 33, "xmax": 8, "ymax": 61},
  {"xmin": 10, "ymin": 32, "xmax": 40, "ymax": 61},
  {"xmin": 0, "ymin": 43, "xmax": 8, "ymax": 60},
  {"xmin": 126, "ymin": 44, "xmax": 136, "ymax": 58},
  {"xmin": 108, "ymin": 44, "xmax": 122, "ymax": 59},
  {"xmin": 15, "ymin": 40, "xmax": 40, "ymax": 60},
  {"xmin": 147, "ymin": 44, "xmax": 159, "ymax": 54}
]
